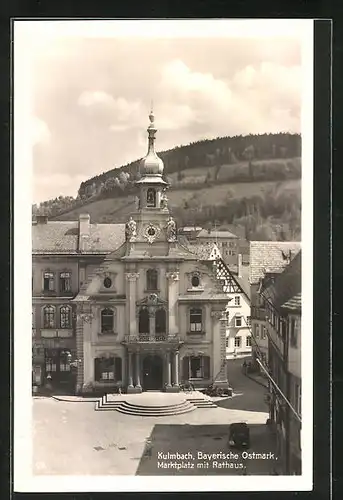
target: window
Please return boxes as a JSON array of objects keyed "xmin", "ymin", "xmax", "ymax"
[
  {"xmin": 290, "ymin": 317, "xmax": 299, "ymax": 347},
  {"xmin": 45, "ymin": 358, "xmax": 57, "ymax": 372},
  {"xmin": 95, "ymin": 357, "xmax": 114, "ymax": 381},
  {"xmin": 101, "ymin": 308, "xmax": 114, "ymax": 333},
  {"xmin": 43, "ymin": 272, "xmax": 55, "ymax": 292},
  {"xmin": 182, "ymin": 356, "xmax": 210, "ymax": 380},
  {"xmin": 103, "ymin": 277, "xmax": 112, "ymax": 289},
  {"xmin": 234, "ymin": 296, "xmax": 240, "ymax": 306},
  {"xmin": 60, "ymin": 272, "xmax": 71, "ymax": 293},
  {"xmin": 234, "ymin": 336, "xmax": 241, "ymax": 348},
  {"xmin": 235, "ymin": 316, "xmax": 242, "ymax": 327},
  {"xmin": 294, "ymin": 383, "xmax": 301, "ymax": 415},
  {"xmin": 191, "ymin": 275, "xmax": 200, "ymax": 287},
  {"xmin": 139, "ymin": 308, "xmax": 150, "ymax": 334},
  {"xmin": 246, "ymin": 316, "xmax": 251, "ymax": 327},
  {"xmin": 226, "ymin": 337, "xmax": 229, "ymax": 348},
  {"xmin": 60, "ymin": 351, "xmax": 71, "ymax": 371},
  {"xmin": 190, "ymin": 308, "xmax": 203, "ymax": 332},
  {"xmin": 246, "ymin": 336, "xmax": 252, "ymax": 347},
  {"xmin": 146, "ymin": 269, "xmax": 158, "ymax": 291},
  {"xmin": 155, "ymin": 308, "xmax": 166, "ymax": 334},
  {"xmin": 60, "ymin": 306, "xmax": 72, "ymax": 329},
  {"xmin": 94, "ymin": 357, "xmax": 122, "ymax": 383},
  {"xmin": 43, "ymin": 305, "xmax": 55, "ymax": 328},
  {"xmin": 255, "ymin": 324, "xmax": 260, "ymax": 339},
  {"xmin": 261, "ymin": 326, "xmax": 267, "ymax": 339},
  {"xmin": 147, "ymin": 188, "xmax": 156, "ymax": 207}
]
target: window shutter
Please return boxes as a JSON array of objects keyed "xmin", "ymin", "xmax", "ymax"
[
  {"xmin": 115, "ymin": 357, "xmax": 122, "ymax": 382},
  {"xmin": 183, "ymin": 356, "xmax": 189, "ymax": 381},
  {"xmin": 94, "ymin": 358, "xmax": 101, "ymax": 382},
  {"xmin": 203, "ymin": 356, "xmax": 210, "ymax": 379}
]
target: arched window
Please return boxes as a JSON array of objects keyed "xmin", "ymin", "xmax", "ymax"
[
  {"xmin": 60, "ymin": 306, "xmax": 71, "ymax": 329},
  {"xmin": 155, "ymin": 308, "xmax": 166, "ymax": 334},
  {"xmin": 146, "ymin": 268, "xmax": 158, "ymax": 291},
  {"xmin": 147, "ymin": 188, "xmax": 156, "ymax": 207},
  {"xmin": 101, "ymin": 308, "xmax": 114, "ymax": 333},
  {"xmin": 43, "ymin": 305, "xmax": 55, "ymax": 329},
  {"xmin": 139, "ymin": 308, "xmax": 150, "ymax": 334},
  {"xmin": 189, "ymin": 308, "xmax": 203, "ymax": 332}
]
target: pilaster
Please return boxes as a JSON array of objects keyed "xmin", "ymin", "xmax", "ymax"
[
  {"xmin": 125, "ymin": 273, "xmax": 139, "ymax": 336},
  {"xmin": 166, "ymin": 271, "xmax": 179, "ymax": 335}
]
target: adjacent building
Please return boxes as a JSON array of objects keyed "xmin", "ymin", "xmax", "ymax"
[
  {"xmin": 249, "ymin": 241, "xmax": 301, "ymax": 369},
  {"xmin": 32, "ymin": 215, "xmax": 125, "ymax": 391},
  {"xmin": 251, "ymin": 246, "xmax": 301, "ymax": 474}
]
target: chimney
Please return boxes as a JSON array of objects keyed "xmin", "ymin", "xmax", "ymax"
[
  {"xmin": 36, "ymin": 215, "xmax": 48, "ymax": 224},
  {"xmin": 78, "ymin": 213, "xmax": 90, "ymax": 251},
  {"xmin": 238, "ymin": 253, "xmax": 242, "ymax": 278}
]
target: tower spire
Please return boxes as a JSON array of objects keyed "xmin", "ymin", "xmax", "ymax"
[{"xmin": 147, "ymin": 102, "xmax": 157, "ymax": 155}]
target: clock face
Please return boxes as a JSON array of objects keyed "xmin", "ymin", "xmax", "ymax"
[{"xmin": 144, "ymin": 224, "xmax": 160, "ymax": 244}]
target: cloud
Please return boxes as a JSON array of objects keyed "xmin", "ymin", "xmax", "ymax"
[
  {"xmin": 32, "ymin": 117, "xmax": 51, "ymax": 146},
  {"xmin": 28, "ymin": 35, "xmax": 303, "ymax": 202}
]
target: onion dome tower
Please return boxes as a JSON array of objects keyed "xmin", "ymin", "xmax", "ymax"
[{"xmin": 136, "ymin": 107, "xmax": 168, "ymax": 211}]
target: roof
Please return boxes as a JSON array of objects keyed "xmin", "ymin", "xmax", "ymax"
[
  {"xmin": 196, "ymin": 229, "xmax": 239, "ymax": 240},
  {"xmin": 32, "ymin": 220, "xmax": 125, "ymax": 254},
  {"xmin": 282, "ymin": 293, "xmax": 301, "ymax": 312},
  {"xmin": 262, "ymin": 251, "xmax": 301, "ymax": 311},
  {"xmin": 249, "ymin": 241, "xmax": 301, "ymax": 284},
  {"xmin": 235, "ymin": 266, "xmax": 251, "ymax": 299},
  {"xmin": 179, "ymin": 226, "xmax": 203, "ymax": 232},
  {"xmin": 187, "ymin": 242, "xmax": 222, "ymax": 261}
]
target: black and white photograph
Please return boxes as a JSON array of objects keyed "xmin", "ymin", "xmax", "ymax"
[{"xmin": 14, "ymin": 19, "xmax": 313, "ymax": 492}]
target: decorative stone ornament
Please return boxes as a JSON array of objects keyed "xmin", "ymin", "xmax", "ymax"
[
  {"xmin": 144, "ymin": 223, "xmax": 160, "ymax": 244},
  {"xmin": 125, "ymin": 272, "xmax": 140, "ymax": 281},
  {"xmin": 166, "ymin": 216, "xmax": 177, "ymax": 242},
  {"xmin": 166, "ymin": 271, "xmax": 179, "ymax": 281},
  {"xmin": 125, "ymin": 216, "xmax": 137, "ymax": 241},
  {"xmin": 211, "ymin": 310, "xmax": 225, "ymax": 321},
  {"xmin": 78, "ymin": 312, "xmax": 94, "ymax": 323}
]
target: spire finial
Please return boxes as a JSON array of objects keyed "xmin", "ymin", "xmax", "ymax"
[{"xmin": 149, "ymin": 100, "xmax": 155, "ymax": 125}]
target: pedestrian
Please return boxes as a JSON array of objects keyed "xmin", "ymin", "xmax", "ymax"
[{"xmin": 242, "ymin": 360, "xmax": 247, "ymax": 375}]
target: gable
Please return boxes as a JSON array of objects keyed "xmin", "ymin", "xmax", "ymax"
[{"xmin": 213, "ymin": 258, "xmax": 250, "ymax": 301}]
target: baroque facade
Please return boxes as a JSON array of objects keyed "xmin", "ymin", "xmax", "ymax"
[{"xmin": 32, "ymin": 111, "xmax": 230, "ymax": 394}]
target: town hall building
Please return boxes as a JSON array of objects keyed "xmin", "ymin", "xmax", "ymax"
[{"xmin": 32, "ymin": 111, "xmax": 230, "ymax": 394}]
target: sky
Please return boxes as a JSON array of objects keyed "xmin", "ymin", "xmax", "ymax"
[{"xmin": 21, "ymin": 22, "xmax": 304, "ymax": 204}]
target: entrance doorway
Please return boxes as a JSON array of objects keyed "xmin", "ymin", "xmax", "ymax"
[
  {"xmin": 44, "ymin": 348, "xmax": 75, "ymax": 393},
  {"xmin": 142, "ymin": 354, "xmax": 163, "ymax": 390}
]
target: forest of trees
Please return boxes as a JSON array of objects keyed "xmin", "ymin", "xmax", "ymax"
[{"xmin": 32, "ymin": 132, "xmax": 302, "ymax": 241}]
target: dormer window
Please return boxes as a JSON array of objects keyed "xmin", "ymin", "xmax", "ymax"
[{"xmin": 147, "ymin": 188, "xmax": 156, "ymax": 207}]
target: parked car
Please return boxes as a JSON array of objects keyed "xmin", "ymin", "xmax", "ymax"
[{"xmin": 228, "ymin": 422, "xmax": 250, "ymax": 449}]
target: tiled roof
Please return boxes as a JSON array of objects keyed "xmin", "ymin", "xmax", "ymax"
[
  {"xmin": 262, "ymin": 251, "xmax": 301, "ymax": 311},
  {"xmin": 249, "ymin": 241, "xmax": 301, "ymax": 284},
  {"xmin": 197, "ymin": 229, "xmax": 239, "ymax": 239},
  {"xmin": 282, "ymin": 293, "xmax": 301, "ymax": 312},
  {"xmin": 32, "ymin": 220, "xmax": 125, "ymax": 254},
  {"xmin": 186, "ymin": 242, "xmax": 222, "ymax": 261}
]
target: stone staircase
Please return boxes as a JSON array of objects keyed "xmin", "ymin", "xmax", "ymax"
[
  {"xmin": 185, "ymin": 397, "xmax": 217, "ymax": 408},
  {"xmin": 94, "ymin": 391, "xmax": 218, "ymax": 416}
]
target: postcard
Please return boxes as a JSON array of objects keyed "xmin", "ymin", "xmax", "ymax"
[{"xmin": 14, "ymin": 18, "xmax": 313, "ymax": 492}]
